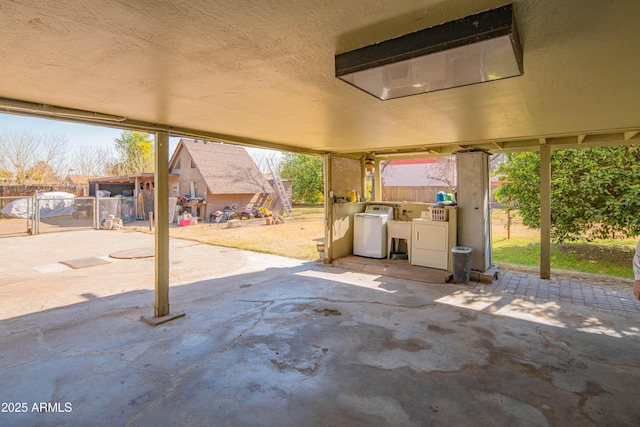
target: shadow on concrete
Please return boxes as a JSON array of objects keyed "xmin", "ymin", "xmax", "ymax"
[{"xmin": 1, "ymin": 256, "xmax": 640, "ymax": 426}]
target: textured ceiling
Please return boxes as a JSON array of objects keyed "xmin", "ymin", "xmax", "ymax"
[{"xmin": 0, "ymin": 0, "xmax": 639, "ymax": 156}]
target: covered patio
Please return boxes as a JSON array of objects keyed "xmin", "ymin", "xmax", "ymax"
[
  {"xmin": 1, "ymin": 1, "xmax": 639, "ymax": 291},
  {"xmin": 1, "ymin": 1, "xmax": 640, "ymax": 424},
  {"xmin": 1, "ymin": 230, "xmax": 638, "ymax": 425}
]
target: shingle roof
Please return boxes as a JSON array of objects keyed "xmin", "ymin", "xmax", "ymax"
[{"xmin": 170, "ymin": 139, "xmax": 274, "ymax": 195}]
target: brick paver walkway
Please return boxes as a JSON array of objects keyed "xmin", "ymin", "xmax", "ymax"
[{"xmin": 475, "ymin": 270, "xmax": 640, "ymax": 317}]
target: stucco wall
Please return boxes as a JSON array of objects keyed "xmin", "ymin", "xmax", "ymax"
[
  {"xmin": 326, "ymin": 157, "xmax": 455, "ymax": 261},
  {"xmin": 331, "ymin": 156, "xmax": 362, "ymax": 200},
  {"xmin": 331, "ymin": 202, "xmax": 366, "ymax": 259}
]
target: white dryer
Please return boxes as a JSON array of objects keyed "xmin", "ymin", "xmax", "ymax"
[
  {"xmin": 353, "ymin": 205, "xmax": 395, "ymax": 258},
  {"xmin": 411, "ymin": 218, "xmax": 449, "ymax": 270}
]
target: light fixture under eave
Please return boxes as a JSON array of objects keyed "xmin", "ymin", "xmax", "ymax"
[
  {"xmin": 335, "ymin": 4, "xmax": 523, "ymax": 100},
  {"xmin": 364, "ymin": 158, "xmax": 375, "ymax": 172}
]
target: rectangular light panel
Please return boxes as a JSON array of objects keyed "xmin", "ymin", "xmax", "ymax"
[{"xmin": 335, "ymin": 4, "xmax": 523, "ymax": 100}]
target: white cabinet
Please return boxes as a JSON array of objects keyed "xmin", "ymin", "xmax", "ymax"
[
  {"xmin": 411, "ymin": 219, "xmax": 449, "ymax": 270},
  {"xmin": 410, "ymin": 208, "xmax": 457, "ymax": 271},
  {"xmin": 411, "ymin": 207, "xmax": 457, "ymax": 271}
]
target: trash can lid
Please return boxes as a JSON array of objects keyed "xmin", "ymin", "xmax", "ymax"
[{"xmin": 452, "ymin": 246, "xmax": 473, "ymax": 253}]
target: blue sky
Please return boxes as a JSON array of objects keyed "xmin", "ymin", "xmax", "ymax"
[
  {"xmin": 0, "ymin": 113, "xmax": 180, "ymax": 155},
  {"xmin": 0, "ymin": 113, "xmax": 281, "ymax": 157}
]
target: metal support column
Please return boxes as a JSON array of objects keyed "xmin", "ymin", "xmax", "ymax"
[
  {"xmin": 540, "ymin": 144, "xmax": 551, "ymax": 279},
  {"xmin": 141, "ymin": 131, "xmax": 184, "ymax": 326},
  {"xmin": 154, "ymin": 131, "xmax": 170, "ymax": 317}
]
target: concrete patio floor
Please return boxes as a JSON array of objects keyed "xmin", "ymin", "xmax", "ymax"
[{"xmin": 1, "ymin": 230, "xmax": 640, "ymax": 426}]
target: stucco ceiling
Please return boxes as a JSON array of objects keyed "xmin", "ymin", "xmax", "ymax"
[{"xmin": 0, "ymin": 0, "xmax": 639, "ymax": 156}]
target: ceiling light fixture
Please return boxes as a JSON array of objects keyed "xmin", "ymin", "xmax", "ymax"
[{"xmin": 335, "ymin": 4, "xmax": 523, "ymax": 100}]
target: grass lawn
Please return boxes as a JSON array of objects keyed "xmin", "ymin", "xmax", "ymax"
[
  {"xmin": 492, "ymin": 209, "xmax": 637, "ymax": 279},
  {"xmin": 127, "ymin": 205, "xmax": 636, "ymax": 279}
]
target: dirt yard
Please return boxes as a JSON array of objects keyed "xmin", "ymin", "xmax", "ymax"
[
  {"xmin": 491, "ymin": 208, "xmax": 536, "ymax": 240},
  {"xmin": 3, "ymin": 207, "xmax": 635, "ymax": 284},
  {"xmin": 129, "ymin": 206, "xmax": 326, "ymax": 261},
  {"xmin": 0, "ymin": 215, "xmax": 95, "ymax": 236},
  {"xmin": 123, "ymin": 207, "xmax": 534, "ymax": 262}
]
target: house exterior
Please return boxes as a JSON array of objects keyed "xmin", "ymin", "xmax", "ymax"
[{"xmin": 168, "ymin": 139, "xmax": 274, "ymax": 220}]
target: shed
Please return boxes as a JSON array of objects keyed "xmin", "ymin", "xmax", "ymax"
[
  {"xmin": 89, "ymin": 173, "xmax": 179, "ymax": 221},
  {"xmin": 168, "ymin": 139, "xmax": 274, "ymax": 220}
]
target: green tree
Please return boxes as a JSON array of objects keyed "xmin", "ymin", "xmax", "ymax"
[
  {"xmin": 279, "ymin": 153, "xmax": 324, "ymax": 204},
  {"xmin": 494, "ymin": 146, "xmax": 640, "ymax": 242},
  {"xmin": 110, "ymin": 131, "xmax": 154, "ymax": 175}
]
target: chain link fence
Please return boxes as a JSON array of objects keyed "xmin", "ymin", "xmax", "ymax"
[
  {"xmin": 1, "ymin": 194, "xmax": 97, "ymax": 236},
  {"xmin": 1, "ymin": 191, "xmax": 143, "ymax": 237}
]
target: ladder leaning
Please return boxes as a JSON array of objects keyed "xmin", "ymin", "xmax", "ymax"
[{"xmin": 267, "ymin": 158, "xmax": 294, "ymax": 217}]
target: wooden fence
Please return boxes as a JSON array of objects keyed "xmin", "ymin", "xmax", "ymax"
[
  {"xmin": 0, "ymin": 185, "xmax": 89, "ymax": 198},
  {"xmin": 382, "ymin": 186, "xmax": 453, "ymax": 203},
  {"xmin": 382, "ymin": 184, "xmax": 506, "ymax": 208}
]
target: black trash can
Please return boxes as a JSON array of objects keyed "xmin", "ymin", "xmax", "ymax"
[{"xmin": 451, "ymin": 246, "xmax": 473, "ymax": 284}]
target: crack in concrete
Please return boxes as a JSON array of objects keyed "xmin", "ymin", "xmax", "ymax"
[
  {"xmin": 237, "ymin": 296, "xmax": 436, "ymax": 310},
  {"xmin": 125, "ymin": 301, "xmax": 273, "ymax": 427},
  {"xmin": 535, "ymin": 325, "xmax": 574, "ymax": 360},
  {"xmin": 0, "ymin": 328, "xmax": 59, "ymax": 370},
  {"xmin": 219, "ymin": 301, "xmax": 274, "ymax": 353},
  {"xmin": 173, "ymin": 242, "xmax": 204, "ymax": 249}
]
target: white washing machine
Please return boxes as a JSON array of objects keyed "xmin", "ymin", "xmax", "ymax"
[{"xmin": 353, "ymin": 205, "xmax": 395, "ymax": 258}]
